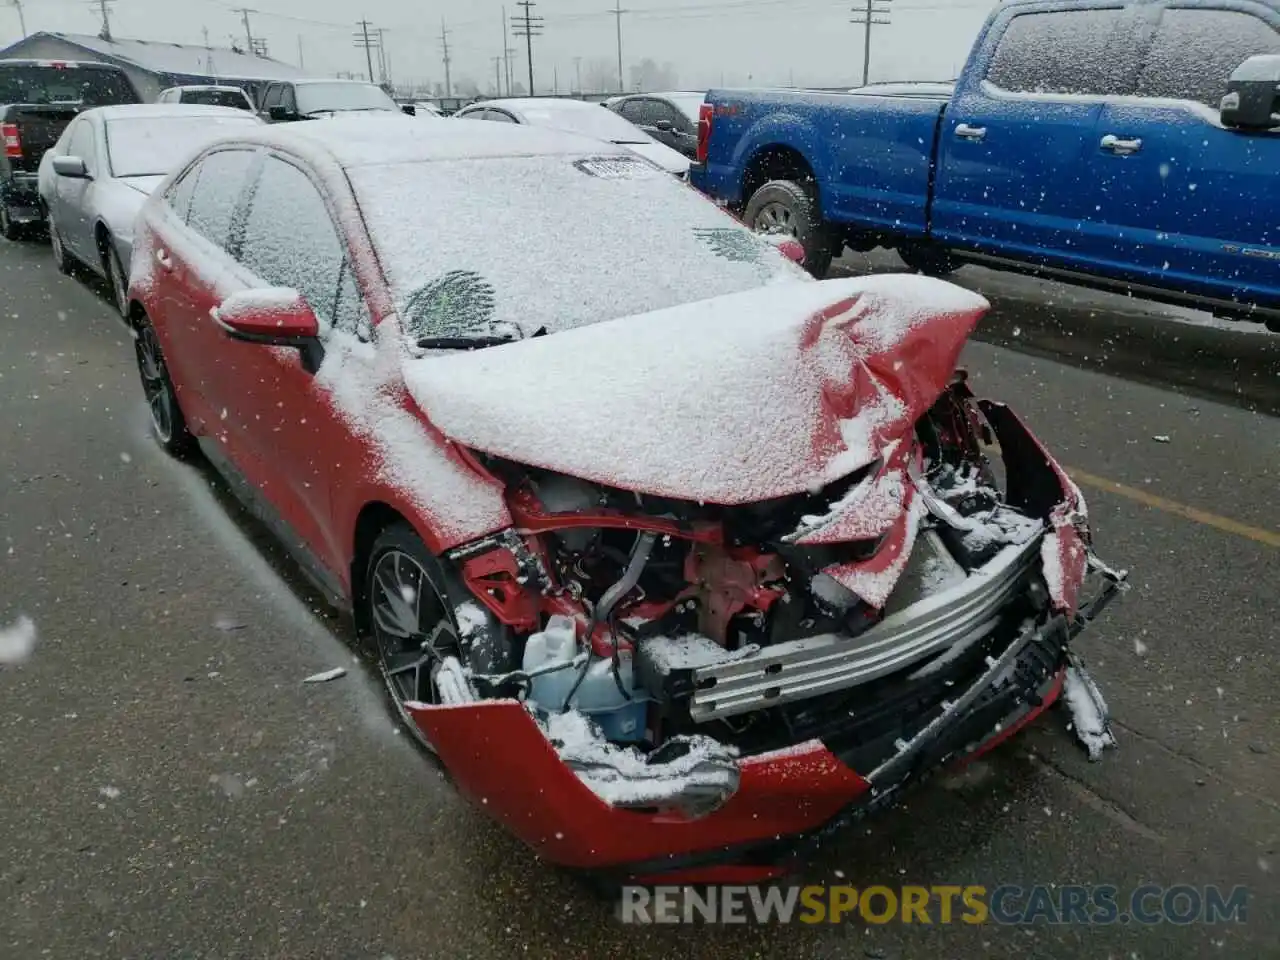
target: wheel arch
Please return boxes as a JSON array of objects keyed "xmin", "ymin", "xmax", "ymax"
[
  {"xmin": 740, "ymin": 144, "xmax": 820, "ymax": 212},
  {"xmin": 349, "ymin": 500, "xmax": 413, "ymax": 635}
]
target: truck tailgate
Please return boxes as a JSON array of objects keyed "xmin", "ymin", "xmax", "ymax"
[{"xmin": 2, "ymin": 105, "xmax": 78, "ymax": 172}]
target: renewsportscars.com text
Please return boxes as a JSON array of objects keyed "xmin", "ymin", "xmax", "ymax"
[{"xmin": 620, "ymin": 884, "xmax": 1250, "ymax": 926}]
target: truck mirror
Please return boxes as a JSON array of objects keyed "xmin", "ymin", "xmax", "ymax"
[{"xmin": 1221, "ymin": 54, "xmax": 1280, "ymax": 131}]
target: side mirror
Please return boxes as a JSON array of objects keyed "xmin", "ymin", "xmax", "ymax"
[
  {"xmin": 214, "ymin": 288, "xmax": 320, "ymax": 345},
  {"xmin": 654, "ymin": 119, "xmax": 674, "ymax": 132},
  {"xmin": 401, "ymin": 103, "xmax": 417, "ymax": 116},
  {"xmin": 52, "ymin": 155, "xmax": 89, "ymax": 179},
  {"xmin": 268, "ymin": 105, "xmax": 295, "ymax": 122},
  {"xmin": 1221, "ymin": 54, "xmax": 1280, "ymax": 131}
]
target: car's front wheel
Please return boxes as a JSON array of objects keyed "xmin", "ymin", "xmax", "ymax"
[
  {"xmin": 49, "ymin": 216, "xmax": 72, "ymax": 273},
  {"xmin": 133, "ymin": 312, "xmax": 194, "ymax": 457},
  {"xmin": 104, "ymin": 242, "xmax": 129, "ymax": 318},
  {"xmin": 363, "ymin": 524, "xmax": 472, "ymax": 750}
]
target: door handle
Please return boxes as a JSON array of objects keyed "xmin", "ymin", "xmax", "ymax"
[
  {"xmin": 955, "ymin": 123, "xmax": 987, "ymax": 142},
  {"xmin": 154, "ymin": 249, "xmax": 173, "ymax": 271},
  {"xmin": 1100, "ymin": 134, "xmax": 1143, "ymax": 155}
]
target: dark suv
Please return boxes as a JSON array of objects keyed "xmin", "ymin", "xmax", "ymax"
[
  {"xmin": 257, "ymin": 79, "xmax": 414, "ymax": 122},
  {"xmin": 0, "ymin": 59, "xmax": 140, "ymax": 239}
]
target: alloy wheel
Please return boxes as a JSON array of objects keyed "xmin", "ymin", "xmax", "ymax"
[
  {"xmin": 134, "ymin": 323, "xmax": 174, "ymax": 443},
  {"xmin": 754, "ymin": 201, "xmax": 798, "ymax": 237},
  {"xmin": 369, "ymin": 549, "xmax": 459, "ymax": 708}
]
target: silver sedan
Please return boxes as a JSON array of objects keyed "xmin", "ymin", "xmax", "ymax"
[{"xmin": 37, "ymin": 103, "xmax": 261, "ymax": 316}]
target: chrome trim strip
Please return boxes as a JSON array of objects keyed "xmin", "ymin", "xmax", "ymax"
[{"xmin": 689, "ymin": 530, "xmax": 1044, "ymax": 722}]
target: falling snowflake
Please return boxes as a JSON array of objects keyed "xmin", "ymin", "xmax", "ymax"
[{"xmin": 0, "ymin": 615, "xmax": 37, "ymax": 664}]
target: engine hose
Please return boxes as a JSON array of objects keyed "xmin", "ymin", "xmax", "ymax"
[{"xmin": 560, "ymin": 531, "xmax": 657, "ymax": 712}]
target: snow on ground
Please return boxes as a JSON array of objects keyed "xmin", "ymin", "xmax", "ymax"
[{"xmin": 0, "ymin": 615, "xmax": 37, "ymax": 664}]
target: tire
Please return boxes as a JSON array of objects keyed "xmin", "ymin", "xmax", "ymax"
[
  {"xmin": 362, "ymin": 524, "xmax": 480, "ymax": 750},
  {"xmin": 898, "ymin": 243, "xmax": 958, "ymax": 277},
  {"xmin": 0, "ymin": 203, "xmax": 22, "ymax": 241},
  {"xmin": 743, "ymin": 179, "xmax": 839, "ymax": 278},
  {"xmin": 49, "ymin": 216, "xmax": 72, "ymax": 273},
  {"xmin": 104, "ymin": 242, "xmax": 129, "ymax": 318},
  {"xmin": 132, "ymin": 312, "xmax": 195, "ymax": 457}
]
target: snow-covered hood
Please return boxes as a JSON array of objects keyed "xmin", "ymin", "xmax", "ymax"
[
  {"xmin": 405, "ymin": 274, "xmax": 989, "ymax": 505},
  {"xmin": 616, "ymin": 139, "xmax": 690, "ymax": 175}
]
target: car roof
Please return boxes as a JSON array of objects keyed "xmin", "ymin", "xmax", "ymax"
[
  {"xmin": 83, "ymin": 103, "xmax": 259, "ymax": 122},
  {"xmin": 166, "ymin": 85, "xmax": 247, "ymax": 93},
  {"xmin": 218, "ymin": 114, "xmax": 632, "ymax": 168},
  {"xmin": 474, "ymin": 97, "xmax": 598, "ymax": 112},
  {"xmin": 290, "ymin": 78, "xmax": 381, "ymax": 87},
  {"xmin": 0, "ymin": 58, "xmax": 126, "ymax": 70}
]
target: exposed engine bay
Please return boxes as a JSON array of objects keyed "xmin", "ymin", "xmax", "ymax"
[{"xmin": 431, "ymin": 372, "xmax": 1125, "ymax": 818}]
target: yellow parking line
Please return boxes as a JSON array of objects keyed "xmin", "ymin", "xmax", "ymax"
[{"xmin": 1065, "ymin": 467, "xmax": 1280, "ymax": 549}]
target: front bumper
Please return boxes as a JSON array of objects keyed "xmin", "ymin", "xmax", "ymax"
[{"xmin": 405, "ymin": 561, "xmax": 1124, "ymax": 882}]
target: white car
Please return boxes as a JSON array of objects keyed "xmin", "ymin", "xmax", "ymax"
[
  {"xmin": 157, "ymin": 85, "xmax": 256, "ymax": 111},
  {"xmin": 453, "ymin": 97, "xmax": 691, "ymax": 176},
  {"xmin": 38, "ymin": 103, "xmax": 262, "ymax": 315},
  {"xmin": 411, "ymin": 101, "xmax": 444, "ymax": 118}
]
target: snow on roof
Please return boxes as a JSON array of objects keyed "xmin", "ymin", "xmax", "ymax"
[
  {"xmin": 84, "ymin": 103, "xmax": 257, "ymax": 122},
  {"xmin": 228, "ymin": 115, "xmax": 630, "ymax": 168},
  {"xmin": 478, "ymin": 97, "xmax": 602, "ymax": 113},
  {"xmin": 12, "ymin": 32, "xmax": 305, "ymax": 82}
]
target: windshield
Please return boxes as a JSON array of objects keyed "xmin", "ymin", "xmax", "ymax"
[
  {"xmin": 105, "ymin": 115, "xmax": 260, "ymax": 178},
  {"xmin": 295, "ymin": 82, "xmax": 398, "ymax": 115},
  {"xmin": 516, "ymin": 103, "xmax": 655, "ymax": 143},
  {"xmin": 182, "ymin": 88, "xmax": 251, "ymax": 109},
  {"xmin": 0, "ymin": 64, "xmax": 138, "ymax": 106},
  {"xmin": 348, "ymin": 153, "xmax": 806, "ymax": 345},
  {"xmin": 666, "ymin": 94, "xmax": 706, "ymax": 123}
]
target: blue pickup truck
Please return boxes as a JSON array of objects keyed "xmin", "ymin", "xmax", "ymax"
[{"xmin": 691, "ymin": 0, "xmax": 1280, "ymax": 329}]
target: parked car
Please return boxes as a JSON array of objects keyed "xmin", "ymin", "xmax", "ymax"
[
  {"xmin": 0, "ymin": 58, "xmax": 141, "ymax": 240},
  {"xmin": 605, "ymin": 92, "xmax": 705, "ymax": 158},
  {"xmin": 157, "ymin": 85, "xmax": 255, "ymax": 111},
  {"xmin": 257, "ymin": 79, "xmax": 414, "ymax": 122},
  {"xmin": 454, "ymin": 97, "xmax": 690, "ymax": 175},
  {"xmin": 124, "ymin": 116, "xmax": 1121, "ymax": 882},
  {"xmin": 38, "ymin": 104, "xmax": 261, "ymax": 315},
  {"xmin": 410, "ymin": 101, "xmax": 443, "ymax": 118},
  {"xmin": 691, "ymin": 0, "xmax": 1280, "ymax": 329}
]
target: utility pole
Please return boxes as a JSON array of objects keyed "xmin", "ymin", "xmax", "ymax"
[
  {"xmin": 491, "ymin": 56, "xmax": 503, "ymax": 95},
  {"xmin": 512, "ymin": 0, "xmax": 543, "ymax": 97},
  {"xmin": 439, "ymin": 19, "xmax": 452, "ymax": 97},
  {"xmin": 573, "ymin": 56, "xmax": 582, "ymax": 94},
  {"xmin": 376, "ymin": 28, "xmax": 388, "ymax": 84},
  {"xmin": 501, "ymin": 7, "xmax": 513, "ymax": 95},
  {"xmin": 353, "ymin": 20, "xmax": 377, "ymax": 85},
  {"xmin": 10, "ymin": 0, "xmax": 27, "ymax": 39},
  {"xmin": 851, "ymin": 0, "xmax": 892, "ymax": 87},
  {"xmin": 553, "ymin": 64, "xmax": 559, "ymax": 95},
  {"xmin": 297, "ymin": 35, "xmax": 305, "ymax": 70},
  {"xmin": 233, "ymin": 7, "xmax": 256, "ymax": 53},
  {"xmin": 94, "ymin": 0, "xmax": 114, "ymax": 41},
  {"xmin": 612, "ymin": 0, "xmax": 627, "ymax": 93}
]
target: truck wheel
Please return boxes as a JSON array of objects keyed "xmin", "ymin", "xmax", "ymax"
[
  {"xmin": 0, "ymin": 204, "xmax": 22, "ymax": 242},
  {"xmin": 744, "ymin": 180, "xmax": 838, "ymax": 278},
  {"xmin": 898, "ymin": 244, "xmax": 957, "ymax": 277}
]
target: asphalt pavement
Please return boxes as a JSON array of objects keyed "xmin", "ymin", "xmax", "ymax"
[{"xmin": 2, "ymin": 238, "xmax": 1277, "ymax": 959}]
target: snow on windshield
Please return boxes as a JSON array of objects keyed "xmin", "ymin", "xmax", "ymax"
[
  {"xmin": 296, "ymin": 82, "xmax": 397, "ymax": 115},
  {"xmin": 105, "ymin": 116, "xmax": 259, "ymax": 178},
  {"xmin": 517, "ymin": 103, "xmax": 655, "ymax": 143},
  {"xmin": 348, "ymin": 153, "xmax": 805, "ymax": 344}
]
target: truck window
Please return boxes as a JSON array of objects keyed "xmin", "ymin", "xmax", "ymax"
[
  {"xmin": 986, "ymin": 8, "xmax": 1137, "ymax": 97},
  {"xmin": 1135, "ymin": 8, "xmax": 1280, "ymax": 107},
  {"xmin": 0, "ymin": 64, "xmax": 138, "ymax": 106}
]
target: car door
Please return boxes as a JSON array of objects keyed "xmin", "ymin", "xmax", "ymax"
[
  {"xmin": 55, "ymin": 118, "xmax": 100, "ymax": 262},
  {"xmin": 214, "ymin": 151, "xmax": 368, "ymax": 570},
  {"xmin": 931, "ymin": 3, "xmax": 1141, "ymax": 267},
  {"xmin": 151, "ymin": 147, "xmax": 260, "ymax": 433},
  {"xmin": 1089, "ymin": 2, "xmax": 1280, "ymax": 306}
]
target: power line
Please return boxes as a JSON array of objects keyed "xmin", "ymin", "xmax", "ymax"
[
  {"xmin": 511, "ymin": 0, "xmax": 543, "ymax": 96},
  {"xmin": 353, "ymin": 19, "xmax": 377, "ymax": 83},
  {"xmin": 440, "ymin": 18, "xmax": 452, "ymax": 97},
  {"xmin": 851, "ymin": 0, "xmax": 892, "ymax": 86}
]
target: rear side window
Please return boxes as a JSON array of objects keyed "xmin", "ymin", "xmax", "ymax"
[
  {"xmin": 183, "ymin": 89, "xmax": 251, "ymax": 109},
  {"xmin": 0, "ymin": 64, "xmax": 138, "ymax": 106},
  {"xmin": 237, "ymin": 156, "xmax": 346, "ymax": 327},
  {"xmin": 1136, "ymin": 8, "xmax": 1280, "ymax": 106},
  {"xmin": 986, "ymin": 9, "xmax": 1137, "ymax": 97},
  {"xmin": 186, "ymin": 149, "xmax": 256, "ymax": 250}
]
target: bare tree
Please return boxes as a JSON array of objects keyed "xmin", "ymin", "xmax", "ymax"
[
  {"xmin": 629, "ymin": 58, "xmax": 678, "ymax": 92},
  {"xmin": 580, "ymin": 58, "xmax": 616, "ymax": 95}
]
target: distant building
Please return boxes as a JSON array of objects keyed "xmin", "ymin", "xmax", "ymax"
[{"xmin": 0, "ymin": 31, "xmax": 306, "ymax": 105}]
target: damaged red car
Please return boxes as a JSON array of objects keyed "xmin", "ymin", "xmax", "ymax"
[{"xmin": 126, "ymin": 117, "xmax": 1125, "ymax": 884}]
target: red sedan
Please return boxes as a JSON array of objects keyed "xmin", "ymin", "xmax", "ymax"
[{"xmin": 127, "ymin": 117, "xmax": 1123, "ymax": 884}]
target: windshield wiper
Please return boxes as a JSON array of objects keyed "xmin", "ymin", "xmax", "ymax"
[{"xmin": 416, "ymin": 334, "xmax": 519, "ymax": 350}]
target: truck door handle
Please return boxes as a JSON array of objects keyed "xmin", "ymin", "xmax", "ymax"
[
  {"xmin": 1100, "ymin": 134, "xmax": 1143, "ymax": 155},
  {"xmin": 955, "ymin": 123, "xmax": 987, "ymax": 141},
  {"xmin": 155, "ymin": 249, "xmax": 173, "ymax": 271}
]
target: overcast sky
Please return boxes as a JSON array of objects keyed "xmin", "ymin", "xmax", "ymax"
[{"xmin": 4, "ymin": 0, "xmax": 999, "ymax": 93}]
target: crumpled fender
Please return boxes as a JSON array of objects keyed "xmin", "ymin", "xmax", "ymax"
[{"xmin": 404, "ymin": 699, "xmax": 868, "ymax": 871}]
